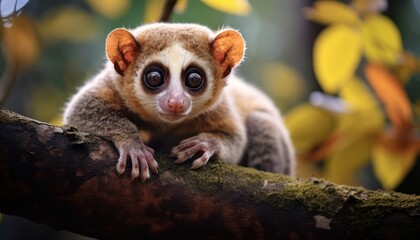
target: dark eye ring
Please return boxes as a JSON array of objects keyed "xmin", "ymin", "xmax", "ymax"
[
  {"xmin": 144, "ymin": 67, "xmax": 165, "ymax": 90},
  {"xmin": 185, "ymin": 68, "xmax": 204, "ymax": 91}
]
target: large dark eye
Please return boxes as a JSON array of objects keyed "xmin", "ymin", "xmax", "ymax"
[
  {"xmin": 185, "ymin": 68, "xmax": 204, "ymax": 91},
  {"xmin": 144, "ymin": 67, "xmax": 164, "ymax": 90}
]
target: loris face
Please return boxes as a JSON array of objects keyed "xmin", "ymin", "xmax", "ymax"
[
  {"xmin": 134, "ymin": 43, "xmax": 215, "ymax": 123},
  {"xmin": 105, "ymin": 23, "xmax": 244, "ymax": 124}
]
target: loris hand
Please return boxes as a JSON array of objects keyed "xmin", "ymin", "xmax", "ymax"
[
  {"xmin": 171, "ymin": 134, "xmax": 217, "ymax": 170},
  {"xmin": 116, "ymin": 140, "xmax": 158, "ymax": 182}
]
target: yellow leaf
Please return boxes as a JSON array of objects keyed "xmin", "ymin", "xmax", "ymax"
[
  {"xmin": 339, "ymin": 77, "xmax": 378, "ymax": 111},
  {"xmin": 85, "ymin": 0, "xmax": 131, "ymax": 19},
  {"xmin": 352, "ymin": 0, "xmax": 388, "ymax": 13},
  {"xmin": 285, "ymin": 104, "xmax": 336, "ymax": 154},
  {"xmin": 144, "ymin": 0, "xmax": 165, "ymax": 23},
  {"xmin": 335, "ymin": 78, "xmax": 385, "ymax": 141},
  {"xmin": 201, "ymin": 0, "xmax": 251, "ymax": 16},
  {"xmin": 335, "ymin": 78, "xmax": 385, "ymax": 138},
  {"xmin": 175, "ymin": 0, "xmax": 188, "ymax": 13},
  {"xmin": 305, "ymin": 1, "xmax": 360, "ymax": 25},
  {"xmin": 37, "ymin": 7, "xmax": 99, "ymax": 42},
  {"xmin": 314, "ymin": 25, "xmax": 362, "ymax": 93},
  {"xmin": 3, "ymin": 15, "xmax": 39, "ymax": 67},
  {"xmin": 361, "ymin": 14, "xmax": 402, "ymax": 65},
  {"xmin": 325, "ymin": 135, "xmax": 374, "ymax": 185},
  {"xmin": 365, "ymin": 63, "xmax": 413, "ymax": 132},
  {"xmin": 372, "ymin": 143, "xmax": 416, "ymax": 190},
  {"xmin": 260, "ymin": 62, "xmax": 306, "ymax": 102},
  {"xmin": 336, "ymin": 109, "xmax": 384, "ymax": 140}
]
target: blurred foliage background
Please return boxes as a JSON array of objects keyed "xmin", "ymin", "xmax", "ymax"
[{"xmin": 0, "ymin": 0, "xmax": 419, "ymax": 239}]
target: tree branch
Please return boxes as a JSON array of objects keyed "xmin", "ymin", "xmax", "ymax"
[{"xmin": 0, "ymin": 107, "xmax": 419, "ymax": 239}]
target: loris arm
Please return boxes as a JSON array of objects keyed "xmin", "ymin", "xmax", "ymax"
[
  {"xmin": 63, "ymin": 90, "xmax": 158, "ymax": 182},
  {"xmin": 170, "ymin": 104, "xmax": 247, "ymax": 169}
]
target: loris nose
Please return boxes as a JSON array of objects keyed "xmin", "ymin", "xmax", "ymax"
[{"xmin": 167, "ymin": 99, "xmax": 184, "ymax": 113}]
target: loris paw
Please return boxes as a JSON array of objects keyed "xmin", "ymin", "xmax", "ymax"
[
  {"xmin": 171, "ymin": 135, "xmax": 216, "ymax": 170},
  {"xmin": 116, "ymin": 141, "xmax": 158, "ymax": 182}
]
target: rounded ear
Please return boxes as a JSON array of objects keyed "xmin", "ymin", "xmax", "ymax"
[
  {"xmin": 106, "ymin": 28, "xmax": 139, "ymax": 76},
  {"xmin": 211, "ymin": 29, "xmax": 245, "ymax": 78}
]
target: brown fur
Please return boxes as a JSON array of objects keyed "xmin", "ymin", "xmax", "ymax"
[{"xmin": 64, "ymin": 23, "xmax": 295, "ymax": 181}]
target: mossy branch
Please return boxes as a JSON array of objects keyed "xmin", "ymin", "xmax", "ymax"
[{"xmin": 0, "ymin": 107, "xmax": 419, "ymax": 239}]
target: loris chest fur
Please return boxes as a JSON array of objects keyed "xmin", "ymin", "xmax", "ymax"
[{"xmin": 63, "ymin": 22, "xmax": 295, "ymax": 182}]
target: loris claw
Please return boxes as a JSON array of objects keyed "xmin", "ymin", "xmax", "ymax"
[
  {"xmin": 171, "ymin": 134, "xmax": 216, "ymax": 170},
  {"xmin": 116, "ymin": 141, "xmax": 158, "ymax": 182}
]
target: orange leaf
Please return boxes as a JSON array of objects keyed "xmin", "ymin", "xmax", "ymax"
[
  {"xmin": 378, "ymin": 130, "xmax": 420, "ymax": 155},
  {"xmin": 364, "ymin": 63, "xmax": 413, "ymax": 132},
  {"xmin": 302, "ymin": 133, "xmax": 341, "ymax": 162}
]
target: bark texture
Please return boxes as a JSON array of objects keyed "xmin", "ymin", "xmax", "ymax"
[{"xmin": 0, "ymin": 107, "xmax": 419, "ymax": 239}]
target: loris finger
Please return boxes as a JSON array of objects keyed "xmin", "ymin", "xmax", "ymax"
[
  {"xmin": 172, "ymin": 142, "xmax": 206, "ymax": 163},
  {"xmin": 170, "ymin": 139, "xmax": 200, "ymax": 158},
  {"xmin": 173, "ymin": 139, "xmax": 214, "ymax": 164},
  {"xmin": 140, "ymin": 161, "xmax": 150, "ymax": 183},
  {"xmin": 116, "ymin": 151, "xmax": 129, "ymax": 175},
  {"xmin": 145, "ymin": 145, "xmax": 155, "ymax": 154},
  {"xmin": 190, "ymin": 150, "xmax": 214, "ymax": 170}
]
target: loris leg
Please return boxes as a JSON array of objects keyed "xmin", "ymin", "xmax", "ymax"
[{"xmin": 241, "ymin": 111, "xmax": 296, "ymax": 176}]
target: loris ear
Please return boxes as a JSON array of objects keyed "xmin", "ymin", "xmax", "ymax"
[
  {"xmin": 211, "ymin": 29, "xmax": 245, "ymax": 78},
  {"xmin": 106, "ymin": 28, "xmax": 139, "ymax": 76}
]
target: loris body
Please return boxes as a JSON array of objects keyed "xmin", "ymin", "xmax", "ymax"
[{"xmin": 63, "ymin": 23, "xmax": 295, "ymax": 181}]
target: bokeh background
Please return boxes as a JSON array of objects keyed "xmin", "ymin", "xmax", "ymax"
[{"xmin": 1, "ymin": 0, "xmax": 419, "ymax": 239}]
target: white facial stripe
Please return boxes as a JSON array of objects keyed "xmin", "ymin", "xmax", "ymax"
[{"xmin": 164, "ymin": 44, "xmax": 184, "ymax": 94}]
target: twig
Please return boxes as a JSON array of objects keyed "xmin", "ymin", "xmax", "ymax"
[{"xmin": 159, "ymin": 0, "xmax": 178, "ymax": 22}]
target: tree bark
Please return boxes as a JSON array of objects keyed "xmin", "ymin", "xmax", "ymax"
[{"xmin": 0, "ymin": 108, "xmax": 419, "ymax": 239}]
